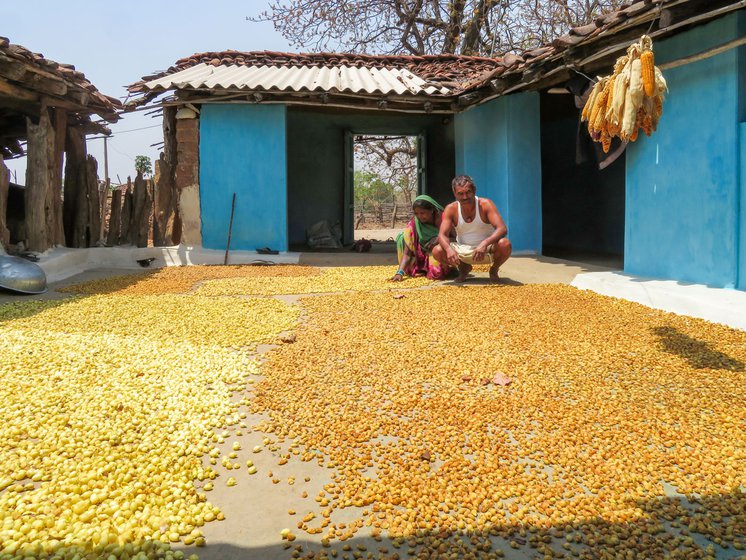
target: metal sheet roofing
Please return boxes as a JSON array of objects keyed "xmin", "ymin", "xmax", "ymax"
[
  {"xmin": 127, "ymin": 0, "xmax": 744, "ymax": 112},
  {"xmin": 142, "ymin": 62, "xmax": 450, "ymax": 96}
]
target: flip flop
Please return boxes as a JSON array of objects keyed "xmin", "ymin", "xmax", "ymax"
[{"xmin": 256, "ymin": 247, "xmax": 279, "ymax": 255}]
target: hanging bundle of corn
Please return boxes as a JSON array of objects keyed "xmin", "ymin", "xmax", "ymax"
[{"xmin": 581, "ymin": 34, "xmax": 667, "ymax": 152}]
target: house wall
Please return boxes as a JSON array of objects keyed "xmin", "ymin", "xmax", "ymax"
[
  {"xmin": 286, "ymin": 107, "xmax": 455, "ymax": 246},
  {"xmin": 453, "ymin": 92, "xmax": 542, "ymax": 252},
  {"xmin": 625, "ymin": 12, "xmax": 745, "ymax": 289},
  {"xmin": 738, "ymin": 14, "xmax": 746, "ymax": 291},
  {"xmin": 199, "ymin": 104, "xmax": 288, "ymax": 251}
]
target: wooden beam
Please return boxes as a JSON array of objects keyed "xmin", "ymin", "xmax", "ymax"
[
  {"xmin": 0, "ymin": 54, "xmax": 70, "ymax": 94},
  {"xmin": 659, "ymin": 35, "xmax": 746, "ymax": 70},
  {"xmin": 0, "ymin": 123, "xmax": 29, "ymax": 139},
  {"xmin": 0, "ymin": 77, "xmax": 38, "ymax": 102},
  {"xmin": 574, "ymin": 0, "xmax": 746, "ymax": 71},
  {"xmin": 167, "ymin": 91, "xmax": 457, "ymax": 114}
]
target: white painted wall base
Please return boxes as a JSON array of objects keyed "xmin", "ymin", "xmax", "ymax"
[
  {"xmin": 572, "ymin": 271, "xmax": 746, "ymax": 331},
  {"xmin": 37, "ymin": 245, "xmax": 301, "ymax": 283}
]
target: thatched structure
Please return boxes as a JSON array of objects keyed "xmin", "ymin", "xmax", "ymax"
[{"xmin": 0, "ymin": 37, "xmax": 121, "ymax": 252}]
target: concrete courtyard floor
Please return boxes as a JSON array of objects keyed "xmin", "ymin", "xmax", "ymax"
[
  {"xmin": 5, "ymin": 244, "xmax": 745, "ymax": 332},
  {"xmin": 0, "ymin": 248, "xmax": 744, "ymax": 560}
]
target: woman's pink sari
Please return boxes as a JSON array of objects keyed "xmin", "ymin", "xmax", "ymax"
[{"xmin": 396, "ymin": 218, "xmax": 449, "ymax": 280}]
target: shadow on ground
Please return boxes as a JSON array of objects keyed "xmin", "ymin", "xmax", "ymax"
[
  {"xmin": 183, "ymin": 491, "xmax": 743, "ymax": 559},
  {"xmin": 7, "ymin": 492, "xmax": 738, "ymax": 559},
  {"xmin": 652, "ymin": 326, "xmax": 745, "ymax": 371}
]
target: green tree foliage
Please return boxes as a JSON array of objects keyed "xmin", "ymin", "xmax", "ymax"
[
  {"xmin": 354, "ymin": 170, "xmax": 393, "ymax": 214},
  {"xmin": 134, "ymin": 155, "xmax": 153, "ymax": 177}
]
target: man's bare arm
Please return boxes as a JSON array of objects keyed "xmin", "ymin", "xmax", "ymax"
[
  {"xmin": 438, "ymin": 204, "xmax": 460, "ymax": 267},
  {"xmin": 481, "ymin": 199, "xmax": 508, "ymax": 244},
  {"xmin": 471, "ymin": 199, "xmax": 507, "ymax": 261}
]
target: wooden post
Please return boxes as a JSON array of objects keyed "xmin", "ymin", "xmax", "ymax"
[
  {"xmin": 162, "ymin": 106, "xmax": 181, "ymax": 244},
  {"xmin": 120, "ymin": 177, "xmax": 133, "ymax": 245},
  {"xmin": 63, "ymin": 127, "xmax": 86, "ymax": 247},
  {"xmin": 106, "ymin": 188, "xmax": 122, "ymax": 246},
  {"xmin": 25, "ymin": 107, "xmax": 55, "ymax": 252},
  {"xmin": 0, "ymin": 156, "xmax": 9, "ymax": 250},
  {"xmin": 50, "ymin": 106, "xmax": 67, "ymax": 246},
  {"xmin": 73, "ymin": 159, "xmax": 88, "ymax": 247},
  {"xmin": 99, "ymin": 178, "xmax": 109, "ymax": 243},
  {"xmin": 130, "ymin": 171, "xmax": 151, "ymax": 247},
  {"xmin": 163, "ymin": 106, "xmax": 177, "ymax": 169},
  {"xmin": 141, "ymin": 179, "xmax": 153, "ymax": 248},
  {"xmin": 85, "ymin": 155, "xmax": 101, "ymax": 247},
  {"xmin": 153, "ymin": 153, "xmax": 177, "ymax": 246}
]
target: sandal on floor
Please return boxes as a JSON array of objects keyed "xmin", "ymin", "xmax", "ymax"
[{"xmin": 256, "ymin": 247, "xmax": 279, "ymax": 255}]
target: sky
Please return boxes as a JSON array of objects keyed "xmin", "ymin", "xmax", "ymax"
[{"xmin": 3, "ymin": 0, "xmax": 295, "ymax": 185}]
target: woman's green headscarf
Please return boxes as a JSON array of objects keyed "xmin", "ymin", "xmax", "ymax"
[{"xmin": 413, "ymin": 194, "xmax": 443, "ymax": 248}]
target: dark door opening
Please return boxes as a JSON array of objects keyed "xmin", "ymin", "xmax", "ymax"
[{"xmin": 540, "ymin": 91, "xmax": 625, "ymax": 269}]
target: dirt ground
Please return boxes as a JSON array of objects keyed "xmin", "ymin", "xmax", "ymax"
[{"xmin": 0, "ymin": 253, "xmax": 611, "ymax": 303}]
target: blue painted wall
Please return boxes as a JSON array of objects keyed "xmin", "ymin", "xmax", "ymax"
[
  {"xmin": 626, "ymin": 13, "xmax": 744, "ymax": 288},
  {"xmin": 454, "ymin": 92, "xmax": 542, "ymax": 252},
  {"xmin": 738, "ymin": 12, "xmax": 746, "ymax": 291},
  {"xmin": 199, "ymin": 104, "xmax": 288, "ymax": 251}
]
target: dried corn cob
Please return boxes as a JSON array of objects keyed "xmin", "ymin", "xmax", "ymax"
[
  {"xmin": 653, "ymin": 95, "xmax": 663, "ymax": 119},
  {"xmin": 628, "ymin": 58, "xmax": 644, "ymax": 103},
  {"xmin": 655, "ymin": 66, "xmax": 668, "ymax": 97},
  {"xmin": 601, "ymin": 132, "xmax": 612, "ymax": 154},
  {"xmin": 608, "ymin": 55, "xmax": 630, "ymax": 124},
  {"xmin": 605, "ymin": 75, "xmax": 617, "ymax": 115},
  {"xmin": 642, "ymin": 114, "xmax": 654, "ymax": 136},
  {"xmin": 587, "ymin": 77, "xmax": 609, "ymax": 130},
  {"xmin": 590, "ymin": 78, "xmax": 611, "ymax": 134},
  {"xmin": 640, "ymin": 35, "xmax": 656, "ymax": 97},
  {"xmin": 582, "ymin": 80, "xmax": 604, "ymax": 122},
  {"xmin": 620, "ymin": 88, "xmax": 637, "ymax": 141},
  {"xmin": 641, "ymin": 95, "xmax": 657, "ymax": 135}
]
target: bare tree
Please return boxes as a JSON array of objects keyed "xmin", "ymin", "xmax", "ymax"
[
  {"xmin": 355, "ymin": 136, "xmax": 418, "ymax": 204},
  {"xmin": 252, "ymin": 0, "xmax": 626, "ymax": 56}
]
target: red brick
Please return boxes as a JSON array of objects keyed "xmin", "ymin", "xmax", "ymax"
[
  {"xmin": 178, "ymin": 150, "xmax": 198, "ymax": 165},
  {"xmin": 176, "ymin": 128, "xmax": 198, "ymax": 143}
]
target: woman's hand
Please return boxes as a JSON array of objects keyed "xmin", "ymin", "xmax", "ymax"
[{"xmin": 391, "ymin": 269, "xmax": 405, "ymax": 282}]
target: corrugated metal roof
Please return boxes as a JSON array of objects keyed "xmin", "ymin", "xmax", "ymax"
[
  {"xmin": 128, "ymin": 0, "xmax": 741, "ymax": 112},
  {"xmin": 142, "ymin": 62, "xmax": 450, "ymax": 96}
]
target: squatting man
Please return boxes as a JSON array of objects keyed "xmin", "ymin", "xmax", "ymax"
[{"xmin": 431, "ymin": 175, "xmax": 512, "ymax": 282}]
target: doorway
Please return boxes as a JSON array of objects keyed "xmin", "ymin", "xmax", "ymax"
[
  {"xmin": 344, "ymin": 132, "xmax": 425, "ymax": 244},
  {"xmin": 540, "ymin": 91, "xmax": 625, "ymax": 269}
]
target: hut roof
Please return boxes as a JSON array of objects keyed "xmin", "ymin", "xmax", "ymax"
[
  {"xmin": 0, "ymin": 37, "xmax": 122, "ymax": 159},
  {"xmin": 127, "ymin": 51, "xmax": 506, "ymax": 113},
  {"xmin": 126, "ymin": 0, "xmax": 743, "ymax": 113}
]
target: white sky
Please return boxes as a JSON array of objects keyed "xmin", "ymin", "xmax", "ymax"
[{"xmin": 3, "ymin": 0, "xmax": 294, "ymax": 184}]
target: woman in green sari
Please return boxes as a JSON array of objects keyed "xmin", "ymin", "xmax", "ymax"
[{"xmin": 391, "ymin": 195, "xmax": 451, "ymax": 281}]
